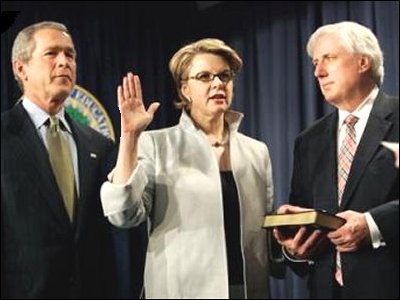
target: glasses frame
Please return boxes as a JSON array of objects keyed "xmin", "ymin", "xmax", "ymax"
[{"xmin": 186, "ymin": 70, "xmax": 235, "ymax": 83}]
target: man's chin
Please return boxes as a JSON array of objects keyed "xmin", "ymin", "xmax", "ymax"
[
  {"xmin": 53, "ymin": 87, "xmax": 73, "ymax": 99},
  {"xmin": 322, "ymin": 93, "xmax": 337, "ymax": 105}
]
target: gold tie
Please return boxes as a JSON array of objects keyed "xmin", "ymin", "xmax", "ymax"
[{"xmin": 47, "ymin": 116, "xmax": 75, "ymax": 222}]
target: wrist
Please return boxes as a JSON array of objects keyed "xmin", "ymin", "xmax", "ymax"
[
  {"xmin": 282, "ymin": 246, "xmax": 314, "ymax": 264},
  {"xmin": 120, "ymin": 131, "xmax": 140, "ymax": 141}
]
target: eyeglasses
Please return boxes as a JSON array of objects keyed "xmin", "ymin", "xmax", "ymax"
[{"xmin": 186, "ymin": 70, "xmax": 235, "ymax": 83}]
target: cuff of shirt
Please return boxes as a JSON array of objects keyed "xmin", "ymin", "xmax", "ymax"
[
  {"xmin": 102, "ymin": 164, "xmax": 148, "ymax": 216},
  {"xmin": 282, "ymin": 246, "xmax": 314, "ymax": 265},
  {"xmin": 107, "ymin": 165, "xmax": 139, "ymax": 186},
  {"xmin": 364, "ymin": 212, "xmax": 386, "ymax": 249}
]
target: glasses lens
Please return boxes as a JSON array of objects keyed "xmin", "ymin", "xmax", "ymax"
[
  {"xmin": 218, "ymin": 71, "xmax": 234, "ymax": 82},
  {"xmin": 196, "ymin": 72, "xmax": 214, "ymax": 82},
  {"xmin": 192, "ymin": 71, "xmax": 234, "ymax": 82}
]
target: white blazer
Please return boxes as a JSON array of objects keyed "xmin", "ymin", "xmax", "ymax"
[{"xmin": 101, "ymin": 110, "xmax": 274, "ymax": 299}]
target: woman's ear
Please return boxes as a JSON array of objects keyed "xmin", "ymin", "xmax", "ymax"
[{"xmin": 181, "ymin": 82, "xmax": 190, "ymax": 100}]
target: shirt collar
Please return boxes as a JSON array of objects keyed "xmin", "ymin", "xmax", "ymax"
[
  {"xmin": 22, "ymin": 97, "xmax": 72, "ymax": 133},
  {"xmin": 338, "ymin": 86, "xmax": 379, "ymax": 127},
  {"xmin": 179, "ymin": 109, "xmax": 244, "ymax": 134}
]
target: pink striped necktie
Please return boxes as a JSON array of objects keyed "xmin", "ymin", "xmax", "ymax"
[{"xmin": 335, "ymin": 114, "xmax": 359, "ymax": 286}]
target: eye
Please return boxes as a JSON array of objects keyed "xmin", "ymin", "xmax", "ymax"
[
  {"xmin": 196, "ymin": 72, "xmax": 213, "ymax": 82},
  {"xmin": 326, "ymin": 55, "xmax": 336, "ymax": 61},
  {"xmin": 312, "ymin": 60, "xmax": 318, "ymax": 67},
  {"xmin": 65, "ymin": 52, "xmax": 75, "ymax": 59},
  {"xmin": 219, "ymin": 71, "xmax": 234, "ymax": 82}
]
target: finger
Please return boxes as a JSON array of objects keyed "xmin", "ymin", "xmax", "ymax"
[
  {"xmin": 117, "ymin": 85, "xmax": 123, "ymax": 108},
  {"xmin": 276, "ymin": 204, "xmax": 290, "ymax": 214},
  {"xmin": 336, "ymin": 244, "xmax": 357, "ymax": 252},
  {"xmin": 134, "ymin": 75, "xmax": 142, "ymax": 102},
  {"xmin": 296, "ymin": 229, "xmax": 323, "ymax": 255},
  {"xmin": 273, "ymin": 228, "xmax": 285, "ymax": 242},
  {"xmin": 302, "ymin": 229, "xmax": 322, "ymax": 248},
  {"xmin": 123, "ymin": 76, "xmax": 130, "ymax": 100},
  {"xmin": 289, "ymin": 206, "xmax": 313, "ymax": 213},
  {"xmin": 273, "ymin": 228, "xmax": 280, "ymax": 240},
  {"xmin": 329, "ymin": 237, "xmax": 341, "ymax": 246},
  {"xmin": 293, "ymin": 226, "xmax": 308, "ymax": 245},
  {"xmin": 128, "ymin": 72, "xmax": 136, "ymax": 100},
  {"xmin": 147, "ymin": 102, "xmax": 160, "ymax": 117},
  {"xmin": 327, "ymin": 228, "xmax": 342, "ymax": 239},
  {"xmin": 277, "ymin": 204, "xmax": 298, "ymax": 214},
  {"xmin": 328, "ymin": 232, "xmax": 342, "ymax": 242}
]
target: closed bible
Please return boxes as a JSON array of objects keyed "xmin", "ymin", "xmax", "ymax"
[{"xmin": 263, "ymin": 210, "xmax": 346, "ymax": 231}]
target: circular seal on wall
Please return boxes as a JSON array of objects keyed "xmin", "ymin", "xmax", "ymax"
[{"xmin": 65, "ymin": 85, "xmax": 115, "ymax": 141}]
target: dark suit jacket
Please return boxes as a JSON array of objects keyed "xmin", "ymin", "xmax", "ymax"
[
  {"xmin": 289, "ymin": 92, "xmax": 399, "ymax": 299},
  {"xmin": 1, "ymin": 103, "xmax": 116, "ymax": 299}
]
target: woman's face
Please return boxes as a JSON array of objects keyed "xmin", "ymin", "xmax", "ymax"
[{"xmin": 181, "ymin": 53, "xmax": 234, "ymax": 120}]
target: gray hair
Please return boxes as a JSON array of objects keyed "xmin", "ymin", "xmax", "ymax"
[
  {"xmin": 11, "ymin": 21, "xmax": 72, "ymax": 91},
  {"xmin": 169, "ymin": 38, "xmax": 242, "ymax": 110},
  {"xmin": 306, "ymin": 21, "xmax": 384, "ymax": 86}
]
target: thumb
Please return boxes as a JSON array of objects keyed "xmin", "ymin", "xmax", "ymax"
[{"xmin": 147, "ymin": 102, "xmax": 160, "ymax": 117}]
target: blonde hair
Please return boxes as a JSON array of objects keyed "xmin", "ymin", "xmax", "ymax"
[{"xmin": 169, "ymin": 38, "xmax": 242, "ymax": 109}]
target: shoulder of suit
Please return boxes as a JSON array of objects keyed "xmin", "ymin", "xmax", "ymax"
[
  {"xmin": 235, "ymin": 132, "xmax": 268, "ymax": 149},
  {"xmin": 1, "ymin": 104, "xmax": 26, "ymax": 135},
  {"xmin": 297, "ymin": 112, "xmax": 336, "ymax": 140},
  {"xmin": 71, "ymin": 119, "xmax": 114, "ymax": 145}
]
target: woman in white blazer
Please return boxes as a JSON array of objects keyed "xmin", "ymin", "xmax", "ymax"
[{"xmin": 101, "ymin": 38, "xmax": 274, "ymax": 299}]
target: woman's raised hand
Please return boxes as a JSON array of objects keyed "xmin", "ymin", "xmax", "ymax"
[{"xmin": 118, "ymin": 72, "xmax": 160, "ymax": 136}]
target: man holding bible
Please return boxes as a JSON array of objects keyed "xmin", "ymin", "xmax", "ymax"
[{"xmin": 274, "ymin": 21, "xmax": 398, "ymax": 299}]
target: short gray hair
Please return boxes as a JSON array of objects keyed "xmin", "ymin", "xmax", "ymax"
[
  {"xmin": 306, "ymin": 21, "xmax": 384, "ymax": 86},
  {"xmin": 12, "ymin": 21, "xmax": 72, "ymax": 91}
]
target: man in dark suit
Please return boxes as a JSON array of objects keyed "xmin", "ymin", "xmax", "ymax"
[
  {"xmin": 1, "ymin": 21, "xmax": 115, "ymax": 299},
  {"xmin": 274, "ymin": 21, "xmax": 399, "ymax": 299}
]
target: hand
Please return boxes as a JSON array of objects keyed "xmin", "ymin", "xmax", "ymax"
[
  {"xmin": 327, "ymin": 210, "xmax": 370, "ymax": 252},
  {"xmin": 118, "ymin": 72, "xmax": 160, "ymax": 136},
  {"xmin": 273, "ymin": 204, "xmax": 328, "ymax": 259},
  {"xmin": 381, "ymin": 142, "xmax": 399, "ymax": 168},
  {"xmin": 273, "ymin": 226, "xmax": 327, "ymax": 259},
  {"xmin": 276, "ymin": 204, "xmax": 313, "ymax": 214}
]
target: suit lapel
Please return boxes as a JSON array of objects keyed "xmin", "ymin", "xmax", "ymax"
[
  {"xmin": 313, "ymin": 113, "xmax": 339, "ymax": 213},
  {"xmin": 69, "ymin": 120, "xmax": 96, "ymax": 239},
  {"xmin": 340, "ymin": 93, "xmax": 394, "ymax": 209},
  {"xmin": 13, "ymin": 104, "xmax": 72, "ymax": 229}
]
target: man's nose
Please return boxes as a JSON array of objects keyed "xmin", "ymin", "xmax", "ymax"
[
  {"xmin": 314, "ymin": 62, "xmax": 326, "ymax": 78},
  {"xmin": 56, "ymin": 52, "xmax": 69, "ymax": 65}
]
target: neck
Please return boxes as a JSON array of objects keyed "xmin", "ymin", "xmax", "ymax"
[
  {"xmin": 191, "ymin": 113, "xmax": 229, "ymax": 147},
  {"xmin": 336, "ymin": 83, "xmax": 376, "ymax": 112},
  {"xmin": 192, "ymin": 112, "xmax": 225, "ymax": 136}
]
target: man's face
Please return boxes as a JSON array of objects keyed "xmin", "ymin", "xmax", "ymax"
[
  {"xmin": 15, "ymin": 28, "xmax": 76, "ymax": 114},
  {"xmin": 312, "ymin": 33, "xmax": 367, "ymax": 110}
]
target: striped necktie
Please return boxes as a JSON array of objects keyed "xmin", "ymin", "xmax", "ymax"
[{"xmin": 335, "ymin": 114, "xmax": 359, "ymax": 286}]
